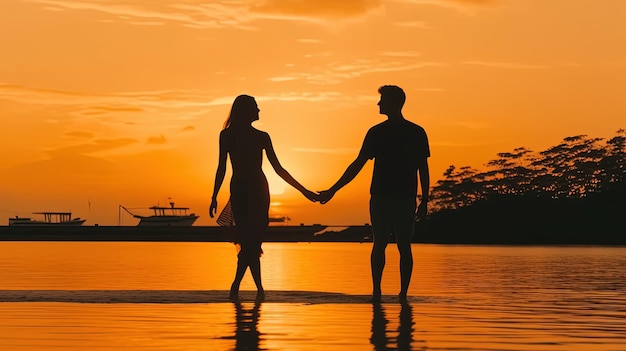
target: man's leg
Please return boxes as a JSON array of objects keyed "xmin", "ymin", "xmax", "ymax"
[
  {"xmin": 370, "ymin": 197, "xmax": 390, "ymax": 302},
  {"xmin": 371, "ymin": 228, "xmax": 389, "ymax": 301},
  {"xmin": 395, "ymin": 200, "xmax": 416, "ymax": 301},
  {"xmin": 396, "ymin": 232, "xmax": 413, "ymax": 301}
]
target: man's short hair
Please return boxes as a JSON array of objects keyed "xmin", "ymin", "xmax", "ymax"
[{"xmin": 378, "ymin": 85, "xmax": 406, "ymax": 109}]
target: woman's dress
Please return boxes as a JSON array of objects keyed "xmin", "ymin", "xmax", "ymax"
[{"xmin": 222, "ymin": 127, "xmax": 270, "ymax": 259}]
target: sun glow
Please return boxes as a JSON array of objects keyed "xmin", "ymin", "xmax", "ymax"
[{"xmin": 264, "ymin": 167, "xmax": 287, "ymax": 195}]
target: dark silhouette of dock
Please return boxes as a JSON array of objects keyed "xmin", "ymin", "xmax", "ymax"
[{"xmin": 0, "ymin": 224, "xmax": 373, "ymax": 242}]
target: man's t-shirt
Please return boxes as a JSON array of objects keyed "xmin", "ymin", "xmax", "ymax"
[{"xmin": 360, "ymin": 118, "xmax": 430, "ymax": 198}]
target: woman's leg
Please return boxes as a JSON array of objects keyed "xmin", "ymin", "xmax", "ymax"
[
  {"xmin": 249, "ymin": 255, "xmax": 264, "ymax": 299},
  {"xmin": 230, "ymin": 256, "xmax": 248, "ymax": 299}
]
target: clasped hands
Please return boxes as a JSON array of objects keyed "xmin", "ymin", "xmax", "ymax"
[{"xmin": 302, "ymin": 189, "xmax": 335, "ymax": 204}]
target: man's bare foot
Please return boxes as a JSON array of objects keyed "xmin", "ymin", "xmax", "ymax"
[
  {"xmin": 398, "ymin": 293, "xmax": 408, "ymax": 303},
  {"xmin": 371, "ymin": 290, "xmax": 382, "ymax": 303},
  {"xmin": 255, "ymin": 290, "xmax": 265, "ymax": 302}
]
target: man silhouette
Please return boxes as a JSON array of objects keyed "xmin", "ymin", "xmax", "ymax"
[{"xmin": 318, "ymin": 85, "xmax": 430, "ymax": 302}]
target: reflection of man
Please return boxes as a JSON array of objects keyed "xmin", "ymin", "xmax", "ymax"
[
  {"xmin": 370, "ymin": 302, "xmax": 415, "ymax": 350},
  {"xmin": 319, "ymin": 85, "xmax": 430, "ymax": 302}
]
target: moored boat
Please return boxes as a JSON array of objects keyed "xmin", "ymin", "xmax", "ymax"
[
  {"xmin": 8, "ymin": 212, "xmax": 86, "ymax": 226},
  {"xmin": 119, "ymin": 202, "xmax": 199, "ymax": 226},
  {"xmin": 269, "ymin": 215, "xmax": 291, "ymax": 224}
]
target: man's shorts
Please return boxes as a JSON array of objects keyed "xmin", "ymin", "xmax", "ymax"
[{"xmin": 369, "ymin": 196, "xmax": 416, "ymax": 241}]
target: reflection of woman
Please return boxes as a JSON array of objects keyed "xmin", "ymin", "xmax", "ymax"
[
  {"xmin": 233, "ymin": 301, "xmax": 262, "ymax": 350},
  {"xmin": 210, "ymin": 94, "xmax": 317, "ymax": 300}
]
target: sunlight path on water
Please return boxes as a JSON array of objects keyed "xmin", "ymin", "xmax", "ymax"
[{"xmin": 1, "ymin": 243, "xmax": 626, "ymax": 350}]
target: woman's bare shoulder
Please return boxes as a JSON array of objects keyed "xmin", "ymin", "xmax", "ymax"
[{"xmin": 251, "ymin": 128, "xmax": 271, "ymax": 140}]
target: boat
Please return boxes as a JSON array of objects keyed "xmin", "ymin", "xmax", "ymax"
[
  {"xmin": 119, "ymin": 201, "xmax": 199, "ymax": 227},
  {"xmin": 269, "ymin": 215, "xmax": 291, "ymax": 225},
  {"xmin": 8, "ymin": 212, "xmax": 86, "ymax": 226}
]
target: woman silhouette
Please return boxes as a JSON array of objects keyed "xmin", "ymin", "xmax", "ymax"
[{"xmin": 210, "ymin": 94, "xmax": 317, "ymax": 300}]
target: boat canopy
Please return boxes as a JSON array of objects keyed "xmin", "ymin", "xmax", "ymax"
[
  {"xmin": 31, "ymin": 212, "xmax": 76, "ymax": 223},
  {"xmin": 148, "ymin": 205, "xmax": 191, "ymax": 216}
]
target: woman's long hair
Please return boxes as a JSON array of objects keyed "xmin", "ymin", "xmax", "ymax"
[{"xmin": 224, "ymin": 94, "xmax": 256, "ymax": 129}]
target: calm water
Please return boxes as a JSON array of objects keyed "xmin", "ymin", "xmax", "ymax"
[{"xmin": 1, "ymin": 242, "xmax": 625, "ymax": 350}]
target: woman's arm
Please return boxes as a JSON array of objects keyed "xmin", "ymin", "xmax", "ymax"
[
  {"xmin": 263, "ymin": 133, "xmax": 317, "ymax": 202},
  {"xmin": 210, "ymin": 132, "xmax": 228, "ymax": 218}
]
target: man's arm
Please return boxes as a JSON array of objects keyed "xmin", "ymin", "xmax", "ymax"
[
  {"xmin": 416, "ymin": 158, "xmax": 430, "ymax": 220},
  {"xmin": 318, "ymin": 155, "xmax": 368, "ymax": 204}
]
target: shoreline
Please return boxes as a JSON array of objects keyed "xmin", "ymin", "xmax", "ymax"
[
  {"xmin": 0, "ymin": 225, "xmax": 372, "ymax": 243},
  {"xmin": 2, "ymin": 225, "xmax": 625, "ymax": 245}
]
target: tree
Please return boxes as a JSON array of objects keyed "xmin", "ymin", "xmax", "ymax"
[{"xmin": 430, "ymin": 130, "xmax": 626, "ymax": 212}]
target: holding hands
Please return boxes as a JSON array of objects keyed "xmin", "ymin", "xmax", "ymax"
[
  {"xmin": 301, "ymin": 189, "xmax": 319, "ymax": 203},
  {"xmin": 316, "ymin": 189, "xmax": 335, "ymax": 204},
  {"xmin": 300, "ymin": 188, "xmax": 336, "ymax": 204}
]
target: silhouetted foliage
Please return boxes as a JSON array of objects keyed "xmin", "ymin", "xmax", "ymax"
[
  {"xmin": 417, "ymin": 129, "xmax": 626, "ymax": 244},
  {"xmin": 430, "ymin": 129, "xmax": 626, "ymax": 212}
]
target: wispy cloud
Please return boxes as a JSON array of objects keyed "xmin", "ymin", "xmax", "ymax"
[
  {"xmin": 80, "ymin": 106, "xmax": 146, "ymax": 116},
  {"xmin": 0, "ymin": 84, "xmax": 356, "ymax": 112},
  {"xmin": 46, "ymin": 138, "xmax": 138, "ymax": 158},
  {"xmin": 255, "ymin": 91, "xmax": 344, "ymax": 103},
  {"xmin": 379, "ymin": 51, "xmax": 421, "ymax": 58},
  {"xmin": 268, "ymin": 77, "xmax": 299, "ymax": 82},
  {"xmin": 28, "ymin": 0, "xmax": 386, "ymax": 29},
  {"xmin": 393, "ymin": 0, "xmax": 494, "ymax": 14},
  {"xmin": 269, "ymin": 59, "xmax": 445, "ymax": 85},
  {"xmin": 146, "ymin": 135, "xmax": 167, "ymax": 145},
  {"xmin": 0, "ymin": 84, "xmax": 220, "ymax": 152},
  {"xmin": 250, "ymin": 0, "xmax": 384, "ymax": 21},
  {"xmin": 0, "ymin": 84, "xmax": 226, "ymax": 111},
  {"xmin": 7, "ymin": 137, "xmax": 138, "ymax": 179},
  {"xmin": 394, "ymin": 21, "xmax": 431, "ymax": 29},
  {"xmin": 27, "ymin": 0, "xmax": 258, "ymax": 30},
  {"xmin": 24, "ymin": 0, "xmax": 497, "ymax": 33},
  {"xmin": 65, "ymin": 131, "xmax": 95, "ymax": 139},
  {"xmin": 461, "ymin": 61, "xmax": 548, "ymax": 69}
]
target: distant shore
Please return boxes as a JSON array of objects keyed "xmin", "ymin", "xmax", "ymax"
[
  {"xmin": 0, "ymin": 225, "xmax": 372, "ymax": 243},
  {"xmin": 1, "ymin": 223, "xmax": 625, "ymax": 245}
]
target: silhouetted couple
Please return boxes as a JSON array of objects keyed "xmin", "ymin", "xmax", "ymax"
[{"xmin": 210, "ymin": 85, "xmax": 430, "ymax": 302}]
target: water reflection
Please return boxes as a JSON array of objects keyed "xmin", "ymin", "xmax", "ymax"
[
  {"xmin": 233, "ymin": 300, "xmax": 263, "ymax": 351},
  {"xmin": 370, "ymin": 302, "xmax": 417, "ymax": 350},
  {"xmin": 3, "ymin": 243, "xmax": 626, "ymax": 350}
]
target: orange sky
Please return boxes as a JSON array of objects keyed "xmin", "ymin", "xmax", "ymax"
[{"xmin": 1, "ymin": 0, "xmax": 624, "ymax": 226}]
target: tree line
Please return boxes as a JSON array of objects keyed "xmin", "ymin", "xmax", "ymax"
[{"xmin": 416, "ymin": 129, "xmax": 626, "ymax": 244}]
